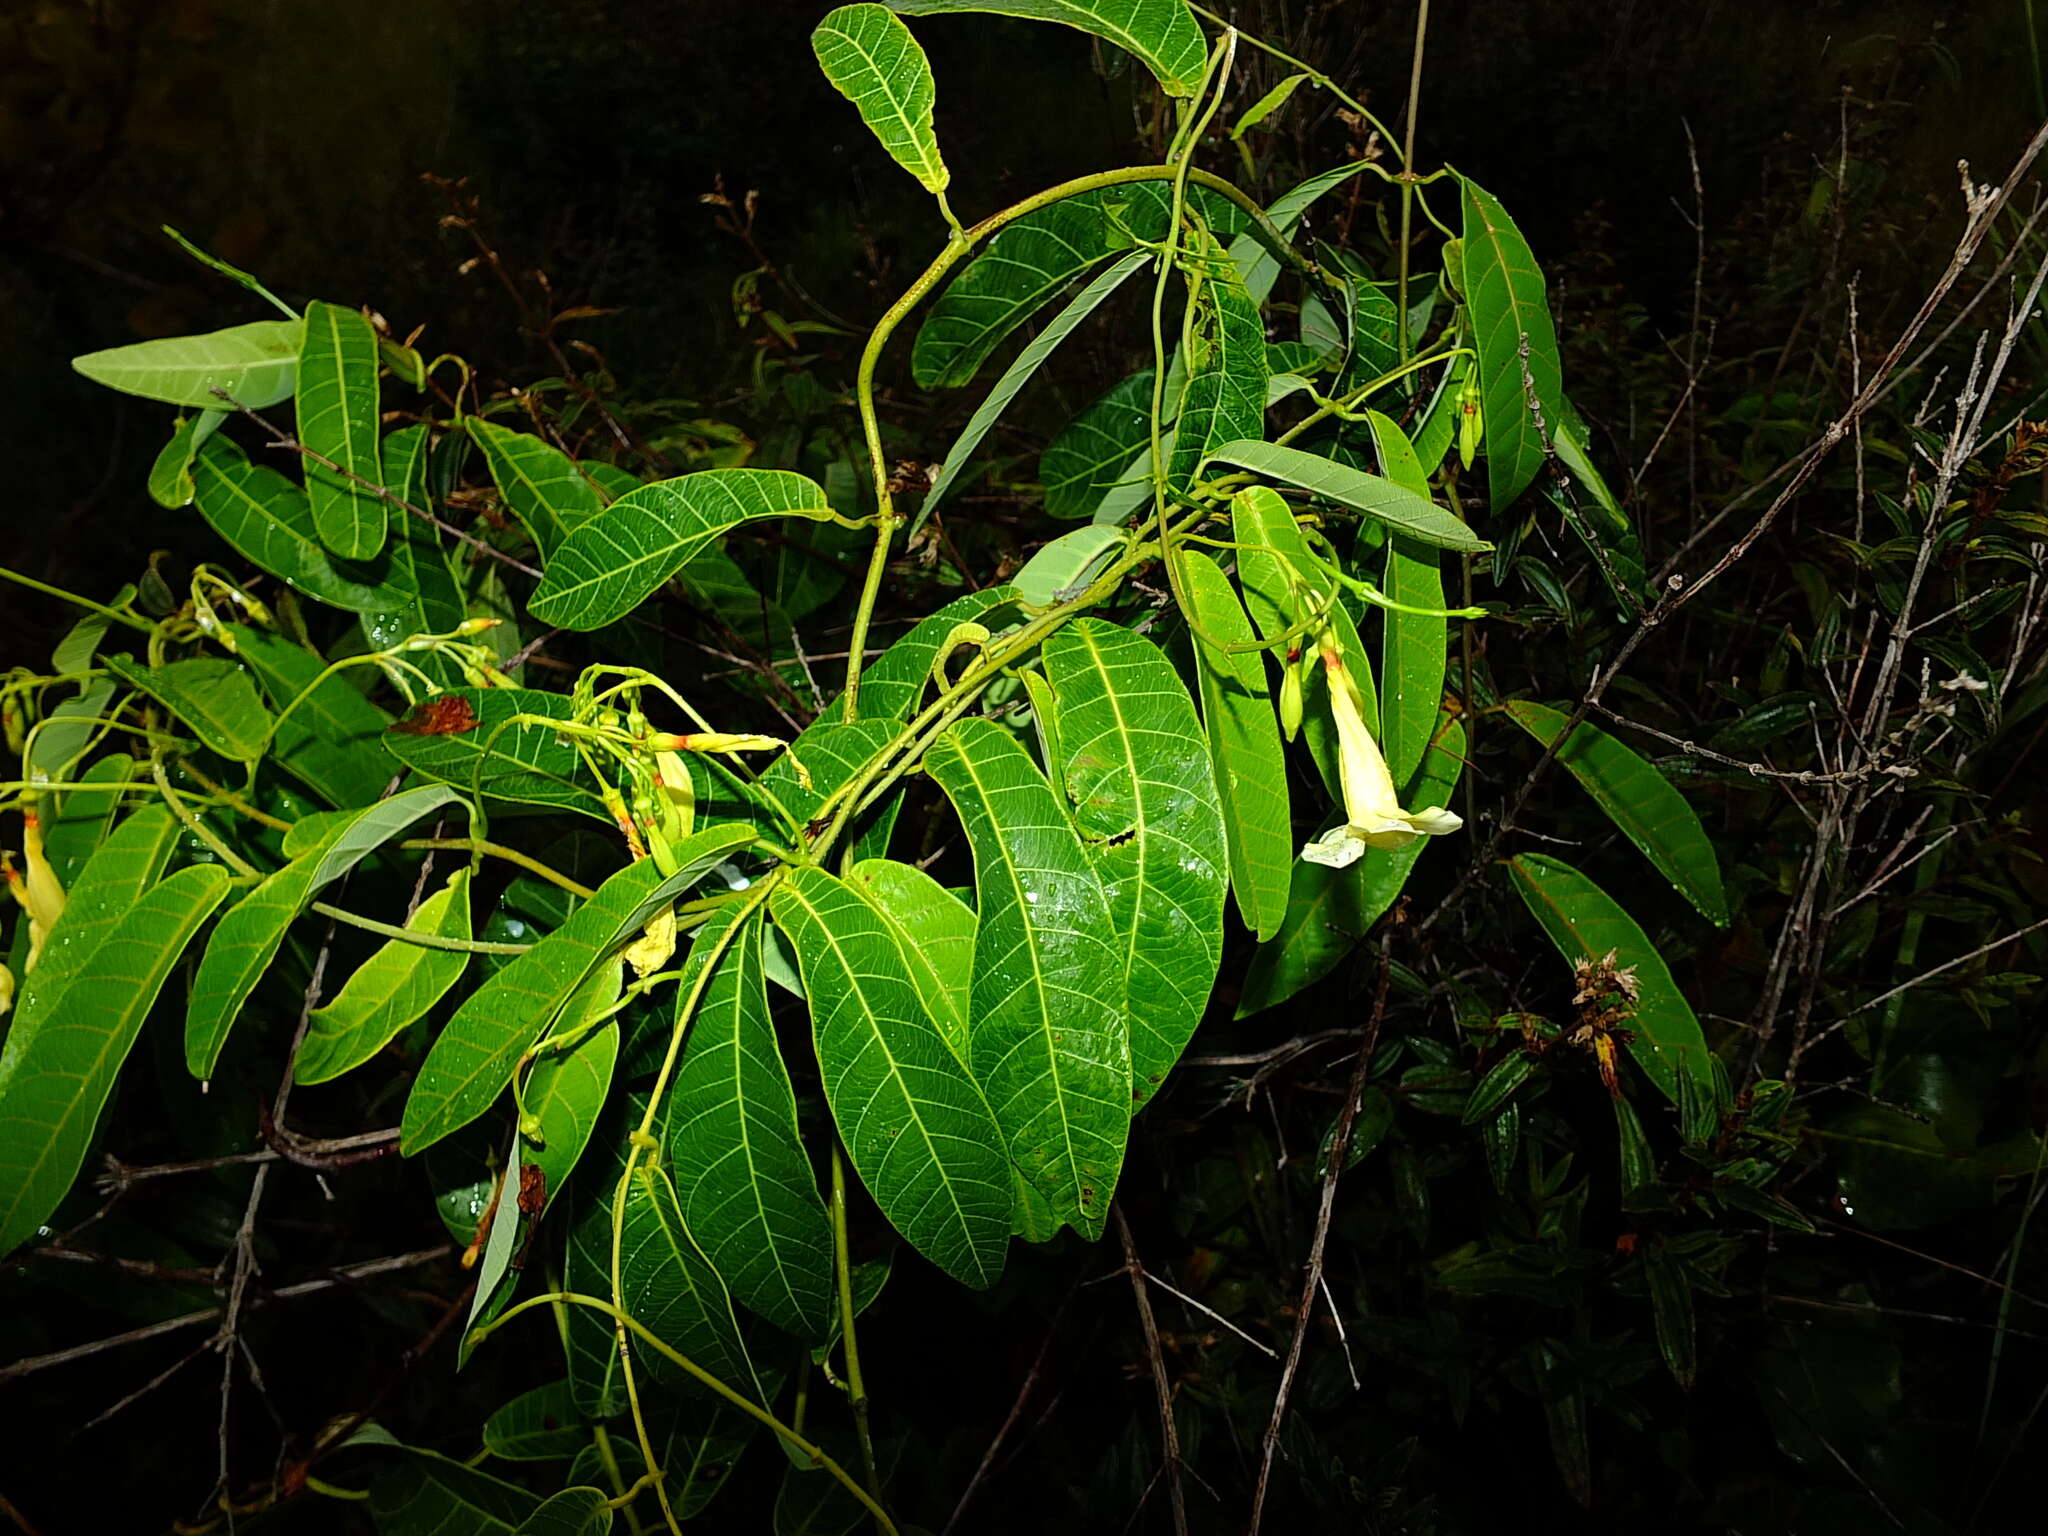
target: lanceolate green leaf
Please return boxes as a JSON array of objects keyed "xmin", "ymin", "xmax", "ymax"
[
  {"xmin": 1207, "ymin": 440, "xmax": 1489, "ymax": 552},
  {"xmin": 846, "ymin": 857, "xmax": 976, "ymax": 1063},
  {"xmin": 191, "ymin": 435, "xmax": 407, "ymax": 614},
  {"xmin": 294, "ymin": 870, "xmax": 473, "ymax": 1084},
  {"xmin": 296, "ymin": 300, "xmax": 388, "ymax": 559},
  {"xmin": 400, "ymin": 830, "xmax": 751, "ymax": 1152},
  {"xmin": 102, "ymin": 655, "xmax": 274, "ymax": 764},
  {"xmin": 381, "ymin": 687, "xmax": 606, "ymax": 820},
  {"xmin": 521, "ymin": 1009, "xmax": 619, "ymax": 1222},
  {"xmin": 0, "ymin": 865, "xmax": 231, "ymax": 1255},
  {"xmin": 1041, "ymin": 370, "xmax": 1153, "ymax": 520},
  {"xmin": 1042, "ymin": 620, "xmax": 1225, "ymax": 1106},
  {"xmin": 926, "ymin": 718, "xmax": 1129, "ymax": 1238},
  {"xmin": 530, "ymin": 469, "xmax": 839, "ymax": 632},
  {"xmin": 813, "ymin": 5, "xmax": 950, "ymax": 194},
  {"xmin": 71, "ymin": 318, "xmax": 302, "ymax": 410},
  {"xmin": 887, "ymin": 0, "xmax": 1206, "ymax": 97},
  {"xmin": 1176, "ymin": 548, "xmax": 1291, "ymax": 941},
  {"xmin": 229, "ymin": 624, "xmax": 394, "ymax": 809},
  {"xmin": 768, "ymin": 866, "xmax": 1011, "ymax": 1287},
  {"xmin": 1011, "ymin": 524, "xmax": 1126, "ymax": 610},
  {"xmin": 923, "ymin": 250, "xmax": 1150, "ymax": 517},
  {"xmin": 1168, "ymin": 236, "xmax": 1269, "ymax": 495},
  {"xmin": 40, "ymin": 752, "xmax": 133, "ymax": 887},
  {"xmin": 3, "ymin": 807, "xmax": 181, "ymax": 1069},
  {"xmin": 1506, "ymin": 853, "xmax": 1713, "ymax": 1102},
  {"xmin": 1461, "ymin": 174, "xmax": 1567, "ymax": 512},
  {"xmin": 369, "ymin": 425, "xmax": 468, "ymax": 676},
  {"xmin": 1365, "ymin": 411, "xmax": 1449, "ymax": 790},
  {"xmin": 1501, "ymin": 700, "xmax": 1728, "ymax": 925},
  {"xmin": 1238, "ymin": 717, "xmax": 1464, "ymax": 1017},
  {"xmin": 624, "ymin": 1155, "xmax": 763, "ymax": 1404},
  {"xmin": 186, "ymin": 785, "xmax": 466, "ymax": 1079},
  {"xmin": 468, "ymin": 419, "xmax": 606, "ymax": 559},
  {"xmin": 148, "ymin": 409, "xmax": 227, "ymax": 509},
  {"xmin": 911, "ymin": 181, "xmax": 1243, "ymax": 389},
  {"xmin": 665, "ymin": 909, "xmax": 834, "ymax": 1340}
]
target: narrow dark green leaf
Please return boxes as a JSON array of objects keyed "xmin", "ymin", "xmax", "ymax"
[
  {"xmin": 400, "ymin": 832, "xmax": 751, "ymax": 1152},
  {"xmin": 1168, "ymin": 237, "xmax": 1268, "ymax": 495},
  {"xmin": 1365, "ymin": 411, "xmax": 1450, "ymax": 790},
  {"xmin": 468, "ymin": 419, "xmax": 605, "ymax": 559},
  {"xmin": 1041, "ymin": 370, "xmax": 1153, "ymax": 520},
  {"xmin": 295, "ymin": 870, "xmax": 472, "ymax": 1085},
  {"xmin": 191, "ymin": 435, "xmax": 407, "ymax": 614},
  {"xmin": 367, "ymin": 425, "xmax": 469, "ymax": 679},
  {"xmin": 846, "ymin": 857, "xmax": 975, "ymax": 1063},
  {"xmin": 1042, "ymin": 620, "xmax": 1225, "ymax": 1106},
  {"xmin": 769, "ymin": 866, "xmax": 1011, "ymax": 1286},
  {"xmin": 666, "ymin": 909, "xmax": 835, "ymax": 1340},
  {"xmin": 0, "ymin": 865, "xmax": 231, "ymax": 1255},
  {"xmin": 926, "ymin": 718, "xmax": 1129, "ymax": 1236},
  {"xmin": 1642, "ymin": 1245, "xmax": 1697, "ymax": 1389},
  {"xmin": 1207, "ymin": 439, "xmax": 1489, "ymax": 552},
  {"xmin": 887, "ymin": 0, "xmax": 1207, "ymax": 96},
  {"xmin": 531, "ymin": 469, "xmax": 838, "ymax": 631},
  {"xmin": 1461, "ymin": 175, "xmax": 1566, "ymax": 511},
  {"xmin": 1176, "ymin": 549, "xmax": 1291, "ymax": 941},
  {"xmin": 1500, "ymin": 700, "xmax": 1729, "ymax": 926},
  {"xmin": 103, "ymin": 656, "xmax": 274, "ymax": 763},
  {"xmin": 187, "ymin": 785, "xmax": 465, "ymax": 1079},
  {"xmin": 381, "ymin": 687, "xmax": 606, "ymax": 820},
  {"xmin": 1463, "ymin": 1051, "xmax": 1535, "ymax": 1123},
  {"xmin": 1505, "ymin": 853, "xmax": 1712, "ymax": 1103},
  {"xmin": 72, "ymin": 318, "xmax": 301, "ymax": 410},
  {"xmin": 813, "ymin": 4, "xmax": 950, "ymax": 193},
  {"xmin": 229, "ymin": 624, "xmax": 395, "ymax": 808},
  {"xmin": 41, "ymin": 752, "xmax": 133, "ymax": 886},
  {"xmin": 297, "ymin": 300, "xmax": 387, "ymax": 559}
]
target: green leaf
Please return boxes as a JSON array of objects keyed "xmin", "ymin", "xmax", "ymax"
[
  {"xmin": 367, "ymin": 1445, "xmax": 540, "ymax": 1534},
  {"xmin": 482, "ymin": 1379, "xmax": 587, "ymax": 1462},
  {"xmin": 229, "ymin": 624, "xmax": 395, "ymax": 808},
  {"xmin": 1505, "ymin": 853, "xmax": 1712, "ymax": 1103},
  {"xmin": 186, "ymin": 785, "xmax": 465, "ymax": 1079},
  {"xmin": 1207, "ymin": 440, "xmax": 1489, "ymax": 552},
  {"xmin": 71, "ymin": 318, "xmax": 302, "ymax": 410},
  {"xmin": 1232, "ymin": 161, "xmax": 1372, "ymax": 305},
  {"xmin": 102, "ymin": 655, "xmax": 274, "ymax": 763},
  {"xmin": 40, "ymin": 752, "xmax": 133, "ymax": 886},
  {"xmin": 399, "ymin": 831, "xmax": 751, "ymax": 1152},
  {"xmin": 922, "ymin": 250, "xmax": 1151, "ymax": 518},
  {"xmin": 1364, "ymin": 411, "xmax": 1449, "ymax": 790},
  {"xmin": 296, "ymin": 300, "xmax": 387, "ymax": 559},
  {"xmin": 768, "ymin": 866, "xmax": 1011, "ymax": 1286},
  {"xmin": 0, "ymin": 865, "xmax": 232, "ymax": 1255},
  {"xmin": 1167, "ymin": 235, "xmax": 1268, "ymax": 495},
  {"xmin": 522, "ymin": 984, "xmax": 621, "ymax": 1215},
  {"xmin": 381, "ymin": 687, "xmax": 606, "ymax": 820},
  {"xmin": 191, "ymin": 435, "xmax": 407, "ymax": 614},
  {"xmin": 148, "ymin": 410, "xmax": 228, "ymax": 508},
  {"xmin": 1041, "ymin": 370, "xmax": 1153, "ymax": 520},
  {"xmin": 758, "ymin": 718, "xmax": 901, "ymax": 831},
  {"xmin": 854, "ymin": 587, "xmax": 1021, "ymax": 721},
  {"xmin": 813, "ymin": 5, "xmax": 950, "ymax": 194},
  {"xmin": 1042, "ymin": 620, "xmax": 1225, "ymax": 1106},
  {"xmin": 1231, "ymin": 72, "xmax": 1308, "ymax": 139},
  {"xmin": 665, "ymin": 909, "xmax": 835, "ymax": 1340},
  {"xmin": 1642, "ymin": 1245, "xmax": 1697, "ymax": 1390},
  {"xmin": 368, "ymin": 425, "xmax": 469, "ymax": 674},
  {"xmin": 663, "ymin": 1394, "xmax": 760, "ymax": 1520},
  {"xmin": 1237, "ymin": 717, "xmax": 1465, "ymax": 1016},
  {"xmin": 1012, "ymin": 524, "xmax": 1127, "ymax": 609},
  {"xmin": 911, "ymin": 181, "xmax": 1243, "ymax": 388},
  {"xmin": 1501, "ymin": 701, "xmax": 1729, "ymax": 926},
  {"xmin": 926, "ymin": 718, "xmax": 1129, "ymax": 1237},
  {"xmin": 26, "ymin": 678, "xmax": 113, "ymax": 782},
  {"xmin": 530, "ymin": 469, "xmax": 839, "ymax": 632},
  {"xmin": 294, "ymin": 870, "xmax": 473, "ymax": 1084},
  {"xmin": 468, "ymin": 419, "xmax": 606, "ymax": 559},
  {"xmin": 511, "ymin": 1486, "xmax": 612, "ymax": 1536},
  {"xmin": 887, "ymin": 0, "xmax": 1207, "ymax": 96},
  {"xmin": 1461, "ymin": 175, "xmax": 1566, "ymax": 511},
  {"xmin": 1175, "ymin": 548, "xmax": 1291, "ymax": 941},
  {"xmin": 845, "ymin": 858, "xmax": 976, "ymax": 1062}
]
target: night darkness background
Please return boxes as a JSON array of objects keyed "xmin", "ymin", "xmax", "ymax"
[{"xmin": 4, "ymin": 2, "xmax": 2048, "ymax": 1533}]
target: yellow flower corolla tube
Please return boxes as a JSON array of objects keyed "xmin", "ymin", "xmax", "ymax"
[{"xmin": 1299, "ymin": 649, "xmax": 1463, "ymax": 868}]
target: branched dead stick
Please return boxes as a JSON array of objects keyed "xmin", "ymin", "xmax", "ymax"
[
  {"xmin": 1112, "ymin": 1206, "xmax": 1187, "ymax": 1536},
  {"xmin": 1247, "ymin": 934, "xmax": 1393, "ymax": 1536}
]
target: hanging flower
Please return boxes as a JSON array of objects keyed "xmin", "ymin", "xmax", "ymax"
[{"xmin": 1300, "ymin": 648, "xmax": 1463, "ymax": 869}]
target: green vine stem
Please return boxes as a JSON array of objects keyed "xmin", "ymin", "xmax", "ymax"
[
  {"xmin": 829, "ymin": 1141, "xmax": 881, "ymax": 1508},
  {"xmin": 471, "ymin": 1290, "xmax": 898, "ymax": 1536}
]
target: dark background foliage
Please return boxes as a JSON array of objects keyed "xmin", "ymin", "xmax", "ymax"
[{"xmin": 4, "ymin": 2, "xmax": 2047, "ymax": 1532}]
